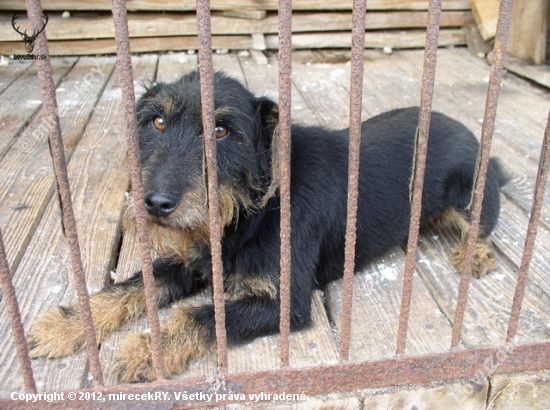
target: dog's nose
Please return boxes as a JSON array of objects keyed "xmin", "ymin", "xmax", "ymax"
[{"xmin": 144, "ymin": 193, "xmax": 178, "ymax": 217}]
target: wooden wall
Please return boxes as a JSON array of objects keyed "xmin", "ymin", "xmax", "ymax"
[{"xmin": 1, "ymin": 0, "xmax": 474, "ymax": 57}]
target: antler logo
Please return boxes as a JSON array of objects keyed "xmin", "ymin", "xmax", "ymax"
[{"xmin": 12, "ymin": 12, "xmax": 49, "ymax": 54}]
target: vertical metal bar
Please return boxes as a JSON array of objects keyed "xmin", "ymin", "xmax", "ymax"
[
  {"xmin": 278, "ymin": 0, "xmax": 293, "ymax": 368},
  {"xmin": 25, "ymin": 0, "xmax": 104, "ymax": 386},
  {"xmin": 506, "ymin": 111, "xmax": 550, "ymax": 342},
  {"xmin": 395, "ymin": 0, "xmax": 442, "ymax": 355},
  {"xmin": 196, "ymin": 0, "xmax": 228, "ymax": 373},
  {"xmin": 339, "ymin": 0, "xmax": 366, "ymax": 362},
  {"xmin": 450, "ymin": 0, "xmax": 514, "ymax": 349},
  {"xmin": 111, "ymin": 0, "xmax": 165, "ymax": 380},
  {"xmin": 0, "ymin": 228, "xmax": 37, "ymax": 393}
]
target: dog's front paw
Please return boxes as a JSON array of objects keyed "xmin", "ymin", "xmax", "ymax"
[
  {"xmin": 112, "ymin": 333, "xmax": 157, "ymax": 383},
  {"xmin": 451, "ymin": 238, "xmax": 498, "ymax": 278},
  {"xmin": 28, "ymin": 306, "xmax": 85, "ymax": 358}
]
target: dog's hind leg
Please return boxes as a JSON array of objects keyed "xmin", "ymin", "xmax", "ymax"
[
  {"xmin": 438, "ymin": 208, "xmax": 498, "ymax": 278},
  {"xmin": 28, "ymin": 259, "xmax": 206, "ymax": 358},
  {"xmin": 440, "ymin": 158, "xmax": 504, "ymax": 278}
]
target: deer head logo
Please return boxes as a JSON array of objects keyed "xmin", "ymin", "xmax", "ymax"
[{"xmin": 12, "ymin": 12, "xmax": 49, "ymax": 54}]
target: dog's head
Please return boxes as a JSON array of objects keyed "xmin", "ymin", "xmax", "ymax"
[{"xmin": 123, "ymin": 71, "xmax": 279, "ymax": 260}]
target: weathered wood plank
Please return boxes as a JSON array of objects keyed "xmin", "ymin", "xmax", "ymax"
[
  {"xmin": 507, "ymin": 0, "xmax": 549, "ymax": 65},
  {"xmin": 505, "ymin": 55, "xmax": 550, "ymax": 89},
  {"xmin": 362, "ymin": 379, "xmax": 489, "ymax": 410},
  {"xmin": 0, "ymin": 55, "xmax": 157, "ymax": 396},
  {"xmin": 0, "ymin": 57, "xmax": 115, "ymax": 276},
  {"xmin": 265, "ymin": 29, "xmax": 466, "ymax": 50},
  {"xmin": 0, "ymin": 59, "xmax": 32, "ymax": 94},
  {"xmin": 1, "ymin": 0, "xmax": 471, "ymax": 11},
  {"xmin": 0, "ymin": 28, "xmax": 467, "ymax": 56},
  {"xmin": 0, "ymin": 36, "xmax": 252, "ymax": 56},
  {"xmin": 0, "ymin": 57, "xmax": 75, "ymax": 160},
  {"xmin": 0, "ymin": 11, "xmax": 475, "ymax": 41},
  {"xmin": 470, "ymin": 0, "xmax": 500, "ymax": 40},
  {"xmin": 488, "ymin": 370, "xmax": 550, "ymax": 409}
]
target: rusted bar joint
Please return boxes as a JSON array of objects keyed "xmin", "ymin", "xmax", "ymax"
[
  {"xmin": 277, "ymin": 0, "xmax": 293, "ymax": 368},
  {"xmin": 506, "ymin": 110, "xmax": 550, "ymax": 342},
  {"xmin": 26, "ymin": 0, "xmax": 105, "ymax": 386},
  {"xmin": 111, "ymin": 0, "xmax": 166, "ymax": 380},
  {"xmin": 396, "ymin": 0, "xmax": 442, "ymax": 355},
  {"xmin": 450, "ymin": 0, "xmax": 514, "ymax": 349},
  {"xmin": 0, "ymin": 229, "xmax": 37, "ymax": 393},
  {"xmin": 339, "ymin": 0, "xmax": 367, "ymax": 362},
  {"xmin": 196, "ymin": 0, "xmax": 229, "ymax": 373}
]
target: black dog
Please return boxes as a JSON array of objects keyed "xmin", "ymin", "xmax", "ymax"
[{"xmin": 28, "ymin": 71, "xmax": 507, "ymax": 382}]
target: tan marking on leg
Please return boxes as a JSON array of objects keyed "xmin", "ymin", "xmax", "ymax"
[
  {"xmin": 28, "ymin": 280, "xmax": 151, "ymax": 358},
  {"xmin": 112, "ymin": 304, "xmax": 214, "ymax": 383},
  {"xmin": 225, "ymin": 273, "xmax": 279, "ymax": 299}
]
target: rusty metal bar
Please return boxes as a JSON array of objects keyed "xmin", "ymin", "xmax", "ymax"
[
  {"xmin": 111, "ymin": 0, "xmax": 165, "ymax": 380},
  {"xmin": 450, "ymin": 0, "xmax": 515, "ymax": 349},
  {"xmin": 0, "ymin": 228, "xmax": 37, "ymax": 393},
  {"xmin": 196, "ymin": 0, "xmax": 228, "ymax": 373},
  {"xmin": 506, "ymin": 111, "xmax": 550, "ymax": 342},
  {"xmin": 25, "ymin": 0, "xmax": 104, "ymax": 386},
  {"xmin": 395, "ymin": 0, "xmax": 442, "ymax": 355},
  {"xmin": 4, "ymin": 341, "xmax": 550, "ymax": 409},
  {"xmin": 277, "ymin": 0, "xmax": 293, "ymax": 368},
  {"xmin": 339, "ymin": 0, "xmax": 366, "ymax": 362}
]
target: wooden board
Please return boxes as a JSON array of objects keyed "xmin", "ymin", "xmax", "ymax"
[
  {"xmin": 0, "ymin": 57, "xmax": 75, "ymax": 160},
  {"xmin": 0, "ymin": 55, "xmax": 158, "ymax": 395},
  {"xmin": 0, "ymin": 11, "xmax": 475, "ymax": 41},
  {"xmin": 507, "ymin": 0, "xmax": 549, "ymax": 65},
  {"xmin": 470, "ymin": 0, "xmax": 500, "ymax": 40},
  {"xmin": 0, "ymin": 57, "xmax": 115, "ymax": 276},
  {"xmin": 1, "ymin": 0, "xmax": 472, "ymax": 11},
  {"xmin": 488, "ymin": 371, "xmax": 550, "ymax": 409},
  {"xmin": 266, "ymin": 29, "xmax": 466, "ymax": 50},
  {"xmin": 0, "ymin": 59, "xmax": 32, "ymax": 94},
  {"xmin": 505, "ymin": 55, "xmax": 550, "ymax": 89}
]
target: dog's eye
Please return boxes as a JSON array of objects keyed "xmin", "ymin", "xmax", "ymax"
[
  {"xmin": 153, "ymin": 116, "xmax": 166, "ymax": 131},
  {"xmin": 215, "ymin": 126, "xmax": 229, "ymax": 139}
]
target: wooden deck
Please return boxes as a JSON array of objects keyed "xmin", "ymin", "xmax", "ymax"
[{"xmin": 0, "ymin": 48, "xmax": 549, "ymax": 408}]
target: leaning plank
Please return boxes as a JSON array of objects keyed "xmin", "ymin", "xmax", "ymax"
[
  {"xmin": 0, "ymin": 55, "xmax": 157, "ymax": 396},
  {"xmin": 0, "ymin": 57, "xmax": 115, "ymax": 277},
  {"xmin": 0, "ymin": 11, "xmax": 475, "ymax": 41},
  {"xmin": 0, "ymin": 57, "xmax": 75, "ymax": 160},
  {"xmin": 470, "ymin": 0, "xmax": 500, "ymax": 40},
  {"xmin": 1, "ymin": 0, "xmax": 472, "ymax": 11},
  {"xmin": 507, "ymin": 0, "xmax": 548, "ymax": 65}
]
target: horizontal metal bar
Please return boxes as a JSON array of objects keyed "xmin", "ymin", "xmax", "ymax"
[{"xmin": 4, "ymin": 341, "xmax": 550, "ymax": 409}]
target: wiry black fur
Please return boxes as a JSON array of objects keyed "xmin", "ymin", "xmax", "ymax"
[{"xmin": 129, "ymin": 72, "xmax": 507, "ymax": 351}]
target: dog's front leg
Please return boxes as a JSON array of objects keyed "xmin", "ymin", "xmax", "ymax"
[
  {"xmin": 112, "ymin": 291, "xmax": 313, "ymax": 383},
  {"xmin": 28, "ymin": 259, "xmax": 206, "ymax": 359}
]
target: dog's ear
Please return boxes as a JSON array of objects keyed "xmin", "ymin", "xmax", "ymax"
[{"xmin": 255, "ymin": 97, "xmax": 280, "ymax": 207}]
